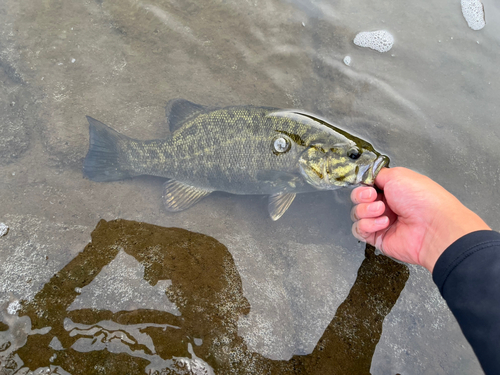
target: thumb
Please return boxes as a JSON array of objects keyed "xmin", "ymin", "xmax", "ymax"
[{"xmin": 374, "ymin": 167, "xmax": 393, "ymax": 190}]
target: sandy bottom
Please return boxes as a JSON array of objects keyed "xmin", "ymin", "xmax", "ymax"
[{"xmin": 2, "ymin": 0, "xmax": 499, "ymax": 373}]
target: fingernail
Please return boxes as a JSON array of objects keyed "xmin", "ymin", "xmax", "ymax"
[
  {"xmin": 368, "ymin": 201, "xmax": 382, "ymax": 212},
  {"xmin": 360, "ymin": 189, "xmax": 372, "ymax": 200},
  {"xmin": 375, "ymin": 216, "xmax": 388, "ymax": 225}
]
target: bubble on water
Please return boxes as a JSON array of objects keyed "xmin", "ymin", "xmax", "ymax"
[
  {"xmin": 343, "ymin": 56, "xmax": 351, "ymax": 66},
  {"xmin": 7, "ymin": 300, "xmax": 21, "ymax": 315},
  {"xmin": 0, "ymin": 223, "xmax": 8, "ymax": 237},
  {"xmin": 461, "ymin": 0, "xmax": 485, "ymax": 30},
  {"xmin": 353, "ymin": 30, "xmax": 394, "ymax": 53}
]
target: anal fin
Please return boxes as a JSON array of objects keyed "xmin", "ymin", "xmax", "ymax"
[
  {"xmin": 268, "ymin": 193, "xmax": 296, "ymax": 221},
  {"xmin": 162, "ymin": 180, "xmax": 212, "ymax": 212}
]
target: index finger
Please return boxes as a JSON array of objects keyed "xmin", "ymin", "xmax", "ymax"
[{"xmin": 350, "ymin": 186, "xmax": 377, "ymax": 204}]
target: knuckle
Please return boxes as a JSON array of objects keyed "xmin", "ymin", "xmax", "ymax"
[
  {"xmin": 350, "ymin": 188, "xmax": 361, "ymax": 203},
  {"xmin": 350, "ymin": 206, "xmax": 359, "ymax": 221},
  {"xmin": 352, "ymin": 221, "xmax": 369, "ymax": 240}
]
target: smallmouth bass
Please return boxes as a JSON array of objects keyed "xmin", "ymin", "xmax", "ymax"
[{"xmin": 83, "ymin": 99, "xmax": 389, "ymax": 220}]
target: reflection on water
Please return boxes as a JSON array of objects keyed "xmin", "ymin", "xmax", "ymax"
[{"xmin": 1, "ymin": 219, "xmax": 408, "ymax": 374}]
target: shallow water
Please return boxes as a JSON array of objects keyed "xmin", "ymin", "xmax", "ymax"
[{"xmin": 1, "ymin": 0, "xmax": 498, "ymax": 373}]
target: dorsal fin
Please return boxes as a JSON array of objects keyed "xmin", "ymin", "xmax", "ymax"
[{"xmin": 165, "ymin": 99, "xmax": 208, "ymax": 133}]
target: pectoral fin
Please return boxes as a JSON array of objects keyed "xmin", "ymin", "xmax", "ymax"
[
  {"xmin": 162, "ymin": 180, "xmax": 212, "ymax": 212},
  {"xmin": 268, "ymin": 193, "xmax": 296, "ymax": 221}
]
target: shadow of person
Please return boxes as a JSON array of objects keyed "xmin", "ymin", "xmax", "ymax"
[{"xmin": 9, "ymin": 219, "xmax": 408, "ymax": 374}]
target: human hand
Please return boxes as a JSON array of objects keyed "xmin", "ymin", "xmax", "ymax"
[{"xmin": 350, "ymin": 167, "xmax": 491, "ymax": 272}]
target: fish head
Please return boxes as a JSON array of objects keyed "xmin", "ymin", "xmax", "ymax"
[
  {"xmin": 284, "ymin": 112, "xmax": 390, "ymax": 189},
  {"xmin": 268, "ymin": 110, "xmax": 390, "ymax": 190},
  {"xmin": 298, "ymin": 142, "xmax": 389, "ymax": 189}
]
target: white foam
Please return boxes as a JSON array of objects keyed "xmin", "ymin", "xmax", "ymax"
[
  {"xmin": 353, "ymin": 30, "xmax": 394, "ymax": 53},
  {"xmin": 7, "ymin": 300, "xmax": 21, "ymax": 315},
  {"xmin": 343, "ymin": 56, "xmax": 351, "ymax": 66},
  {"xmin": 0, "ymin": 222, "xmax": 8, "ymax": 237},
  {"xmin": 461, "ymin": 0, "xmax": 485, "ymax": 30}
]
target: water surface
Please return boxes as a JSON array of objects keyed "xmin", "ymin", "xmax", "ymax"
[{"xmin": 1, "ymin": 0, "xmax": 499, "ymax": 373}]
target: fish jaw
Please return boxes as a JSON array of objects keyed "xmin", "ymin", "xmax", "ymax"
[
  {"xmin": 298, "ymin": 155, "xmax": 355, "ymax": 190},
  {"xmin": 358, "ymin": 155, "xmax": 390, "ymax": 185}
]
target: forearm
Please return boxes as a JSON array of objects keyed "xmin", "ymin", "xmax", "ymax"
[{"xmin": 432, "ymin": 230, "xmax": 500, "ymax": 375}]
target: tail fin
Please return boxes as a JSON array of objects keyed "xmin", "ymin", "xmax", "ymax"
[{"xmin": 83, "ymin": 116, "xmax": 132, "ymax": 181}]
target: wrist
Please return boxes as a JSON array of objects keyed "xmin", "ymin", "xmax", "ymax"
[{"xmin": 420, "ymin": 209, "xmax": 491, "ymax": 273}]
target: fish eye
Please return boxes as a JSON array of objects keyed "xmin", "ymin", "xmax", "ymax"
[
  {"xmin": 273, "ymin": 136, "xmax": 291, "ymax": 154},
  {"xmin": 348, "ymin": 148, "xmax": 361, "ymax": 160}
]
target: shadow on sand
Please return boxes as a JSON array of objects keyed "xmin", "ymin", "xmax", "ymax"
[{"xmin": 2, "ymin": 219, "xmax": 408, "ymax": 374}]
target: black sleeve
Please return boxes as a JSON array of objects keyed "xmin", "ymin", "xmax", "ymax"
[{"xmin": 433, "ymin": 230, "xmax": 500, "ymax": 375}]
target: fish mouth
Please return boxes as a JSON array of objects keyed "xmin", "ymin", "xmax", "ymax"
[{"xmin": 361, "ymin": 155, "xmax": 390, "ymax": 185}]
